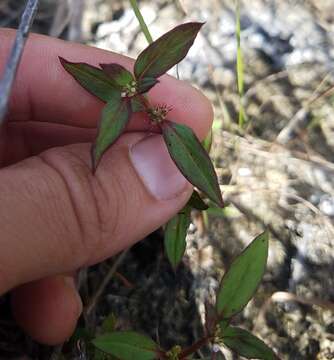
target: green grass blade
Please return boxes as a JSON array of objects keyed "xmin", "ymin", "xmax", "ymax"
[
  {"xmin": 236, "ymin": 0, "xmax": 246, "ymax": 128},
  {"xmin": 129, "ymin": 0, "xmax": 153, "ymax": 44}
]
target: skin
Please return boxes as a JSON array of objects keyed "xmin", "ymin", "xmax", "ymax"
[{"xmin": 0, "ymin": 29, "xmax": 213, "ymax": 345}]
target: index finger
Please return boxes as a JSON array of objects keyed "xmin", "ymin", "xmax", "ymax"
[{"xmin": 1, "ymin": 29, "xmax": 213, "ymax": 140}]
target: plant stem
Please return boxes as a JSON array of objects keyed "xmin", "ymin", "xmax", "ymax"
[
  {"xmin": 179, "ymin": 335, "xmax": 213, "ymax": 359},
  {"xmin": 0, "ymin": 0, "xmax": 39, "ymax": 124},
  {"xmin": 129, "ymin": 0, "xmax": 153, "ymax": 44},
  {"xmin": 85, "ymin": 250, "xmax": 129, "ymax": 317}
]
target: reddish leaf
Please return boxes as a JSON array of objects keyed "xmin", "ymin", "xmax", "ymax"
[
  {"xmin": 59, "ymin": 57, "xmax": 119, "ymax": 102},
  {"xmin": 100, "ymin": 63, "xmax": 134, "ymax": 88},
  {"xmin": 161, "ymin": 120, "xmax": 223, "ymax": 207},
  {"xmin": 92, "ymin": 92, "xmax": 132, "ymax": 170},
  {"xmin": 134, "ymin": 22, "xmax": 204, "ymax": 81}
]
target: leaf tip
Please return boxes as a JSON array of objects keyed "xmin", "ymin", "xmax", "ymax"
[
  {"xmin": 58, "ymin": 56, "xmax": 68, "ymax": 67},
  {"xmin": 257, "ymin": 231, "xmax": 270, "ymax": 247},
  {"xmin": 189, "ymin": 21, "xmax": 205, "ymax": 31},
  {"xmin": 58, "ymin": 56, "xmax": 76, "ymax": 73}
]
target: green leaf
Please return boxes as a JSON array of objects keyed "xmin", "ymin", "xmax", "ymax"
[
  {"xmin": 92, "ymin": 93, "xmax": 132, "ymax": 169},
  {"xmin": 236, "ymin": 1, "xmax": 244, "ymax": 96},
  {"xmin": 59, "ymin": 57, "xmax": 119, "ymax": 102},
  {"xmin": 161, "ymin": 120, "xmax": 223, "ymax": 207},
  {"xmin": 202, "ymin": 129, "xmax": 213, "ymax": 153},
  {"xmin": 216, "ymin": 232, "xmax": 269, "ymax": 319},
  {"xmin": 100, "ymin": 63, "xmax": 134, "ymax": 88},
  {"xmin": 222, "ymin": 326, "xmax": 277, "ymax": 359},
  {"xmin": 187, "ymin": 190, "xmax": 208, "ymax": 210},
  {"xmin": 92, "ymin": 331, "xmax": 159, "ymax": 360},
  {"xmin": 94, "ymin": 348, "xmax": 117, "ymax": 360},
  {"xmin": 134, "ymin": 22, "xmax": 204, "ymax": 81},
  {"xmin": 164, "ymin": 206, "xmax": 191, "ymax": 269},
  {"xmin": 137, "ymin": 77, "xmax": 159, "ymax": 94}
]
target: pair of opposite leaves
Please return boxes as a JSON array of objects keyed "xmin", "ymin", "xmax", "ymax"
[
  {"xmin": 92, "ymin": 233, "xmax": 278, "ymax": 360},
  {"xmin": 60, "ymin": 22, "xmax": 223, "ymax": 208}
]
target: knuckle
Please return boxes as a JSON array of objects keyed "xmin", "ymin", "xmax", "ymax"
[{"xmin": 37, "ymin": 146, "xmax": 119, "ymax": 263}]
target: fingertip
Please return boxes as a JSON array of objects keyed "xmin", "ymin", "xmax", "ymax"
[
  {"xmin": 11, "ymin": 276, "xmax": 82, "ymax": 345},
  {"xmin": 1, "ymin": 29, "xmax": 213, "ymax": 140},
  {"xmin": 150, "ymin": 77, "xmax": 214, "ymax": 140}
]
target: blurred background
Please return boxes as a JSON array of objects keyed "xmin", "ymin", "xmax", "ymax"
[{"xmin": 0, "ymin": 0, "xmax": 334, "ymax": 359}]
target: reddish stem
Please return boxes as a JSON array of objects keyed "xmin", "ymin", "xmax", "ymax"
[
  {"xmin": 137, "ymin": 94, "xmax": 151, "ymax": 111},
  {"xmin": 179, "ymin": 335, "xmax": 213, "ymax": 359}
]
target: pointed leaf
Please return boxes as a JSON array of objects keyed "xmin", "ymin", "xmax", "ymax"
[
  {"xmin": 92, "ymin": 331, "xmax": 159, "ymax": 360},
  {"xmin": 59, "ymin": 57, "xmax": 119, "ymax": 102},
  {"xmin": 92, "ymin": 93, "xmax": 132, "ymax": 169},
  {"xmin": 216, "ymin": 232, "xmax": 269, "ymax": 319},
  {"xmin": 137, "ymin": 77, "xmax": 159, "ymax": 94},
  {"xmin": 100, "ymin": 63, "xmax": 134, "ymax": 88},
  {"xmin": 164, "ymin": 206, "xmax": 191, "ymax": 269},
  {"xmin": 187, "ymin": 190, "xmax": 209, "ymax": 210},
  {"xmin": 161, "ymin": 120, "xmax": 223, "ymax": 207},
  {"xmin": 222, "ymin": 327, "xmax": 277, "ymax": 360},
  {"xmin": 134, "ymin": 22, "xmax": 204, "ymax": 81}
]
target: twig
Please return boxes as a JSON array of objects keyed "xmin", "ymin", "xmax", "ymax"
[
  {"xmin": 179, "ymin": 335, "xmax": 213, "ymax": 359},
  {"xmin": 276, "ymin": 74, "xmax": 334, "ymax": 145},
  {"xmin": 275, "ymin": 108, "xmax": 310, "ymax": 145},
  {"xmin": 0, "ymin": 0, "xmax": 39, "ymax": 124},
  {"xmin": 173, "ymin": 0, "xmax": 187, "ymax": 16},
  {"xmin": 254, "ymin": 291, "xmax": 334, "ymax": 332},
  {"xmin": 68, "ymin": 0, "xmax": 85, "ymax": 42},
  {"xmin": 85, "ymin": 250, "xmax": 129, "ymax": 317},
  {"xmin": 129, "ymin": 0, "xmax": 153, "ymax": 44},
  {"xmin": 49, "ymin": 0, "xmax": 71, "ymax": 38}
]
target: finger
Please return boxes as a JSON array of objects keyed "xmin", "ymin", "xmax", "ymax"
[
  {"xmin": 0, "ymin": 132, "xmax": 192, "ymax": 295},
  {"xmin": 11, "ymin": 275, "xmax": 82, "ymax": 345},
  {"xmin": 1, "ymin": 29, "xmax": 213, "ymax": 140}
]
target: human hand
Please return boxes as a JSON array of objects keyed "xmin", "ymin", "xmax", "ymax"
[{"xmin": 0, "ymin": 29, "xmax": 213, "ymax": 345}]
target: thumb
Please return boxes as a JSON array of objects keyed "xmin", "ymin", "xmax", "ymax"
[{"xmin": 0, "ymin": 132, "xmax": 192, "ymax": 294}]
